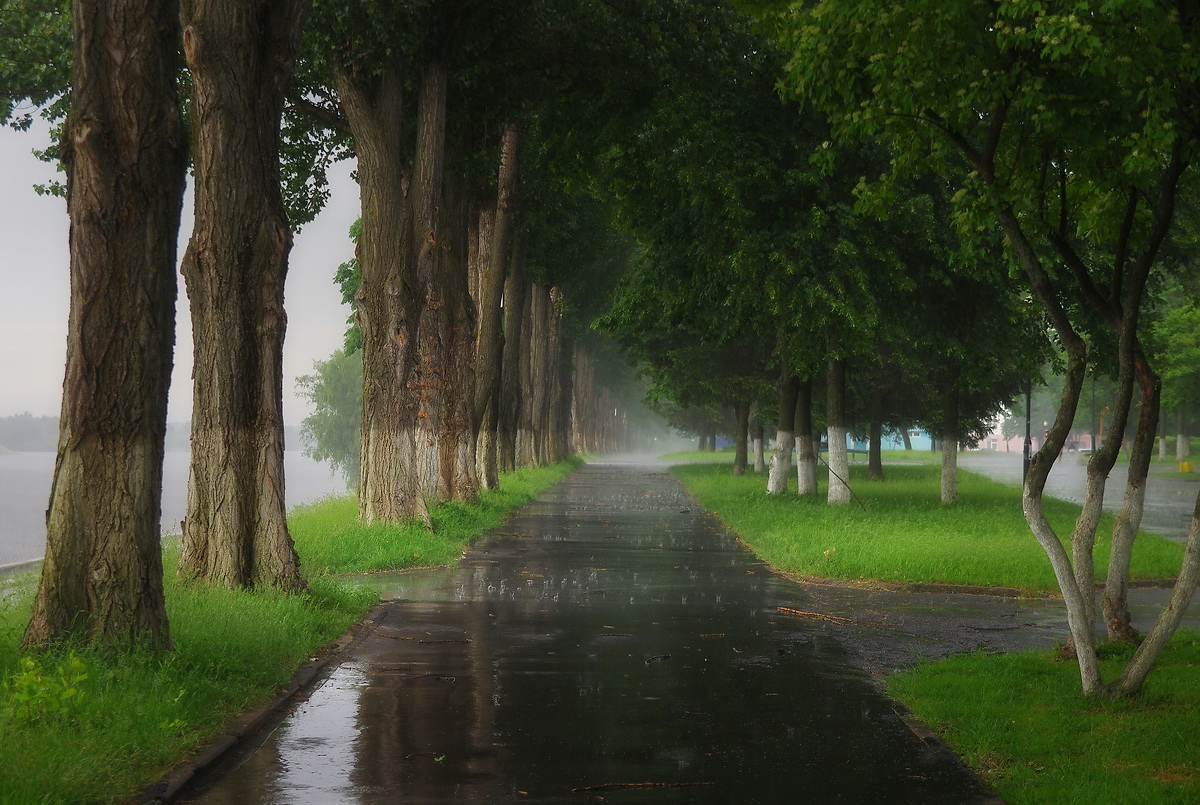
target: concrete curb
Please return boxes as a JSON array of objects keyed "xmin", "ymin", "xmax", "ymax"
[{"xmin": 135, "ymin": 603, "xmax": 391, "ymax": 803}]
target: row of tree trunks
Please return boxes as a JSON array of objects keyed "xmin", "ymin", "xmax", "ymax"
[
  {"xmin": 344, "ymin": 61, "xmax": 488, "ymax": 527},
  {"xmin": 335, "ymin": 66, "xmax": 410, "ymax": 525},
  {"xmin": 177, "ymin": 0, "xmax": 309, "ymax": 591},
  {"xmin": 24, "ymin": 0, "xmax": 188, "ymax": 649},
  {"xmin": 473, "ymin": 122, "xmax": 520, "ymax": 489},
  {"xmin": 570, "ymin": 341, "xmax": 639, "ymax": 455},
  {"xmin": 435, "ymin": 168, "xmax": 479, "ymax": 505},
  {"xmin": 497, "ymin": 239, "xmax": 528, "ymax": 472}
]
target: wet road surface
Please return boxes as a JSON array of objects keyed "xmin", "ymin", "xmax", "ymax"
[
  {"xmin": 183, "ymin": 458, "xmax": 997, "ymax": 804},
  {"xmin": 959, "ymin": 451, "xmax": 1199, "ymax": 542}
]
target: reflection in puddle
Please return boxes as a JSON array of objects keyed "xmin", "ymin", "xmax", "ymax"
[{"xmin": 185, "ymin": 463, "xmax": 996, "ymax": 804}]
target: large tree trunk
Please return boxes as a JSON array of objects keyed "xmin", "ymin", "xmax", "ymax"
[
  {"xmin": 474, "ymin": 122, "xmax": 519, "ymax": 489},
  {"xmin": 827, "ymin": 358, "xmax": 851, "ymax": 505},
  {"xmin": 733, "ymin": 401, "xmax": 750, "ymax": 476},
  {"xmin": 435, "ymin": 168, "xmax": 478, "ymax": 504},
  {"xmin": 498, "ymin": 242, "xmax": 528, "ymax": 472},
  {"xmin": 515, "ymin": 284, "xmax": 541, "ymax": 467},
  {"xmin": 178, "ymin": 0, "xmax": 309, "ymax": 591},
  {"xmin": 767, "ymin": 363, "xmax": 800, "ymax": 496},
  {"xmin": 796, "ymin": 378, "xmax": 818, "ymax": 497},
  {"xmin": 25, "ymin": 0, "xmax": 186, "ymax": 649},
  {"xmin": 395, "ymin": 61, "xmax": 464, "ymax": 524},
  {"xmin": 333, "ymin": 67, "xmax": 410, "ymax": 524}
]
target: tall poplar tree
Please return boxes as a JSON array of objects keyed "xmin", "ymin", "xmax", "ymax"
[
  {"xmin": 177, "ymin": 0, "xmax": 310, "ymax": 591},
  {"xmin": 24, "ymin": 0, "xmax": 187, "ymax": 648}
]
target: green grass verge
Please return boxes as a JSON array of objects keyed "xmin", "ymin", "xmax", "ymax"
[
  {"xmin": 0, "ymin": 457, "xmax": 580, "ymax": 803},
  {"xmin": 670, "ymin": 462, "xmax": 1184, "ymax": 591},
  {"xmin": 289, "ymin": 459, "xmax": 581, "ymax": 575},
  {"xmin": 888, "ymin": 636, "xmax": 1200, "ymax": 803},
  {"xmin": 671, "ymin": 460, "xmax": 1197, "ymax": 803},
  {"xmin": 657, "ymin": 449, "xmax": 735, "ymax": 463}
]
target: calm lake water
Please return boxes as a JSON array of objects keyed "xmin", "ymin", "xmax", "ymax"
[{"xmin": 0, "ymin": 450, "xmax": 348, "ymax": 568}]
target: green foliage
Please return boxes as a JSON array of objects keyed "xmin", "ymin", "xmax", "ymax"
[
  {"xmin": 1152, "ymin": 292, "xmax": 1200, "ymax": 413},
  {"xmin": 671, "ymin": 462, "xmax": 1183, "ymax": 590},
  {"xmin": 296, "ymin": 348, "xmax": 363, "ymax": 485},
  {"xmin": 0, "ymin": 0, "xmax": 71, "ymax": 130},
  {"xmin": 889, "ymin": 635, "xmax": 1200, "ymax": 803},
  {"xmin": 0, "ymin": 565, "xmax": 372, "ymax": 803},
  {"xmin": 1, "ymin": 651, "xmax": 86, "ymax": 726}
]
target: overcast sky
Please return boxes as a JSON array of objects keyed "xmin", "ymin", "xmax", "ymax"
[{"xmin": 0, "ymin": 118, "xmax": 359, "ymax": 426}]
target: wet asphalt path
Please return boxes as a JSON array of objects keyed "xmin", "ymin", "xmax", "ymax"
[{"xmin": 183, "ymin": 458, "xmax": 997, "ymax": 804}]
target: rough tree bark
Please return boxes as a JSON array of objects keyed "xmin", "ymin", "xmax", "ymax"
[
  {"xmin": 498, "ymin": 240, "xmax": 528, "ymax": 472},
  {"xmin": 474, "ymin": 121, "xmax": 520, "ymax": 489},
  {"xmin": 435, "ymin": 168, "xmax": 478, "ymax": 504},
  {"xmin": 516, "ymin": 283, "xmax": 542, "ymax": 467},
  {"xmin": 333, "ymin": 66, "xmax": 409, "ymax": 524},
  {"xmin": 796, "ymin": 378, "xmax": 818, "ymax": 497},
  {"xmin": 397, "ymin": 61, "xmax": 463, "ymax": 523},
  {"xmin": 827, "ymin": 358, "xmax": 851, "ymax": 505},
  {"xmin": 178, "ymin": 0, "xmax": 309, "ymax": 591},
  {"xmin": 25, "ymin": 0, "xmax": 187, "ymax": 649}
]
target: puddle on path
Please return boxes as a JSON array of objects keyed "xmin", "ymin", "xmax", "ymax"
[{"xmin": 182, "ymin": 463, "xmax": 996, "ymax": 804}]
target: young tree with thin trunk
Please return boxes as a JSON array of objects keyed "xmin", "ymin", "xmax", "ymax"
[
  {"xmin": 769, "ymin": 0, "xmax": 1200, "ymax": 696},
  {"xmin": 24, "ymin": 0, "xmax": 187, "ymax": 648},
  {"xmin": 177, "ymin": 0, "xmax": 310, "ymax": 591}
]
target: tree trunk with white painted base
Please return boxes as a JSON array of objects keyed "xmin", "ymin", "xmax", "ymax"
[{"xmin": 827, "ymin": 359, "xmax": 851, "ymax": 505}]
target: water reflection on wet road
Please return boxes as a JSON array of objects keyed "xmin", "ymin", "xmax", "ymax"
[{"xmin": 185, "ymin": 459, "xmax": 995, "ymax": 804}]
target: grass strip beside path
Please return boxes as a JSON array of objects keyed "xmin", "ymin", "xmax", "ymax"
[
  {"xmin": 889, "ymin": 638, "xmax": 1200, "ymax": 803},
  {"xmin": 670, "ymin": 459, "xmax": 1198, "ymax": 804},
  {"xmin": 670, "ymin": 462, "xmax": 1183, "ymax": 591},
  {"xmin": 0, "ymin": 457, "xmax": 580, "ymax": 804}
]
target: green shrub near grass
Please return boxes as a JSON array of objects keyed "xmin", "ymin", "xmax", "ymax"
[
  {"xmin": 671, "ymin": 462, "xmax": 1184, "ymax": 591},
  {"xmin": 0, "ymin": 571, "xmax": 375, "ymax": 805},
  {"xmin": 0, "ymin": 457, "xmax": 581, "ymax": 803},
  {"xmin": 888, "ymin": 636, "xmax": 1200, "ymax": 804}
]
